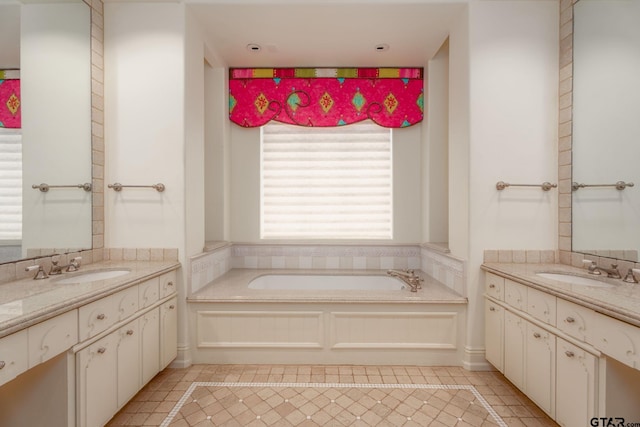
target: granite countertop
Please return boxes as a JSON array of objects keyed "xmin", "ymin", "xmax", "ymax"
[
  {"xmin": 482, "ymin": 262, "xmax": 640, "ymax": 327},
  {"xmin": 0, "ymin": 260, "xmax": 180, "ymax": 339},
  {"xmin": 188, "ymin": 269, "xmax": 467, "ymax": 304}
]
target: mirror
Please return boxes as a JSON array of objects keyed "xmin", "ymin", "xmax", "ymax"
[
  {"xmin": 0, "ymin": 0, "xmax": 92, "ymax": 264},
  {"xmin": 572, "ymin": 0, "xmax": 640, "ymax": 262}
]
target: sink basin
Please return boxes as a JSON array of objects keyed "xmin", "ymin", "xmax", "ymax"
[
  {"xmin": 536, "ymin": 272, "xmax": 615, "ymax": 288},
  {"xmin": 52, "ymin": 269, "xmax": 131, "ymax": 284}
]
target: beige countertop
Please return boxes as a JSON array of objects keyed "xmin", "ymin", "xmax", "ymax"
[
  {"xmin": 482, "ymin": 262, "xmax": 640, "ymax": 327},
  {"xmin": 0, "ymin": 260, "xmax": 180, "ymax": 339},
  {"xmin": 188, "ymin": 269, "xmax": 467, "ymax": 305}
]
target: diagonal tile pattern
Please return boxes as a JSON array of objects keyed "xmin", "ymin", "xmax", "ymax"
[
  {"xmin": 161, "ymin": 383, "xmax": 506, "ymax": 427},
  {"xmin": 106, "ymin": 365, "xmax": 559, "ymax": 427}
]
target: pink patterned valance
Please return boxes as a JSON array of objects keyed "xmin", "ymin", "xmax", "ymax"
[
  {"xmin": 229, "ymin": 68, "xmax": 424, "ymax": 128},
  {"xmin": 0, "ymin": 71, "xmax": 21, "ymax": 129}
]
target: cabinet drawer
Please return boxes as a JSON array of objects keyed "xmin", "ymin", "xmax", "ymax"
[
  {"xmin": 557, "ymin": 298, "xmax": 595, "ymax": 343},
  {"xmin": 593, "ymin": 313, "xmax": 640, "ymax": 369},
  {"xmin": 505, "ymin": 279, "xmax": 527, "ymax": 311},
  {"xmin": 28, "ymin": 309, "xmax": 78, "ymax": 368},
  {"xmin": 159, "ymin": 271, "xmax": 177, "ymax": 298},
  {"xmin": 139, "ymin": 277, "xmax": 160, "ymax": 309},
  {"xmin": 485, "ymin": 273, "xmax": 505, "ymax": 300},
  {"xmin": 0, "ymin": 329, "xmax": 28, "ymax": 386},
  {"xmin": 113, "ymin": 285, "xmax": 139, "ymax": 322},
  {"xmin": 527, "ymin": 287, "xmax": 556, "ymax": 326},
  {"xmin": 79, "ymin": 294, "xmax": 118, "ymax": 340}
]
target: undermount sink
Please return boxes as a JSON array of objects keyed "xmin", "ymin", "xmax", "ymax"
[
  {"xmin": 52, "ymin": 269, "xmax": 131, "ymax": 284},
  {"xmin": 535, "ymin": 272, "xmax": 616, "ymax": 288}
]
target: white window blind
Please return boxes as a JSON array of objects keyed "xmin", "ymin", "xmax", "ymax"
[
  {"xmin": 261, "ymin": 121, "xmax": 392, "ymax": 239},
  {"xmin": 0, "ymin": 131, "xmax": 22, "ymax": 241}
]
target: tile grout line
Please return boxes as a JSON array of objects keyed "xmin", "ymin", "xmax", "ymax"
[{"xmin": 159, "ymin": 381, "xmax": 508, "ymax": 427}]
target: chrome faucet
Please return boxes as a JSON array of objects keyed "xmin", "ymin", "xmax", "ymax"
[
  {"xmin": 25, "ymin": 264, "xmax": 48, "ymax": 280},
  {"xmin": 49, "ymin": 256, "xmax": 82, "ymax": 275},
  {"xmin": 387, "ymin": 269, "xmax": 423, "ymax": 292},
  {"xmin": 582, "ymin": 260, "xmax": 621, "ymax": 279}
]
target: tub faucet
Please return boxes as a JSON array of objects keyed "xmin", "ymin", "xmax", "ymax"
[
  {"xmin": 387, "ymin": 269, "xmax": 423, "ymax": 292},
  {"xmin": 582, "ymin": 260, "xmax": 621, "ymax": 279},
  {"xmin": 49, "ymin": 256, "xmax": 82, "ymax": 275}
]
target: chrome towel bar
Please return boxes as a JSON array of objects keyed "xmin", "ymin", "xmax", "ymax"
[
  {"xmin": 32, "ymin": 183, "xmax": 92, "ymax": 192},
  {"xmin": 496, "ymin": 181, "xmax": 557, "ymax": 191},
  {"xmin": 572, "ymin": 181, "xmax": 634, "ymax": 191},
  {"xmin": 108, "ymin": 182, "xmax": 165, "ymax": 192}
]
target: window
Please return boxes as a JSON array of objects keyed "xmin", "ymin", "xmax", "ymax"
[
  {"xmin": 261, "ymin": 121, "xmax": 392, "ymax": 239},
  {"xmin": 0, "ymin": 130, "xmax": 22, "ymax": 241}
]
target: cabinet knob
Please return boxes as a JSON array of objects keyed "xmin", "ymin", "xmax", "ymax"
[
  {"xmin": 97, "ymin": 347, "xmax": 106, "ymax": 354},
  {"xmin": 489, "ymin": 284, "xmax": 495, "ymax": 288},
  {"xmin": 0, "ymin": 361, "xmax": 5, "ymax": 370},
  {"xmin": 126, "ymin": 330, "xmax": 134, "ymax": 336},
  {"xmin": 533, "ymin": 332, "xmax": 541, "ymax": 339},
  {"xmin": 169, "ymin": 305, "xmax": 175, "ymax": 310},
  {"xmin": 565, "ymin": 351, "xmax": 575, "ymax": 358},
  {"xmin": 565, "ymin": 317, "xmax": 575, "ymax": 323},
  {"xmin": 489, "ymin": 307, "xmax": 496, "ymax": 312},
  {"xmin": 97, "ymin": 313, "xmax": 106, "ymax": 320},
  {"xmin": 168, "ymin": 281, "xmax": 174, "ymax": 287}
]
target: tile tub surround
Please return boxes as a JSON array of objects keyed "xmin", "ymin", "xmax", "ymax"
[
  {"xmin": 0, "ymin": 259, "xmax": 180, "ymax": 338},
  {"xmin": 190, "ymin": 243, "xmax": 467, "ymax": 296},
  {"xmin": 230, "ymin": 244, "xmax": 422, "ymax": 271},
  {"xmin": 481, "ymin": 262, "xmax": 640, "ymax": 327},
  {"xmin": 105, "ymin": 364, "xmax": 559, "ymax": 427}
]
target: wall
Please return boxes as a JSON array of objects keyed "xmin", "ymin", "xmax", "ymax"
[
  {"xmin": 0, "ymin": 5, "xmax": 19, "ymax": 69},
  {"xmin": 21, "ymin": 3, "xmax": 92, "ymax": 255},
  {"xmin": 104, "ymin": 2, "xmax": 190, "ymax": 366},
  {"xmin": 461, "ymin": 0, "xmax": 559, "ymax": 368},
  {"xmin": 228, "ymin": 124, "xmax": 423, "ymax": 244}
]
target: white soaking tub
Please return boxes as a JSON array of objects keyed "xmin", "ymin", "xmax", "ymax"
[{"xmin": 188, "ymin": 269, "xmax": 467, "ymax": 366}]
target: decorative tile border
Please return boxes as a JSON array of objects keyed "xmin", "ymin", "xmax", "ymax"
[
  {"xmin": 190, "ymin": 244, "xmax": 232, "ymax": 294},
  {"xmin": 160, "ymin": 382, "xmax": 507, "ymax": 427},
  {"xmin": 483, "ymin": 249, "xmax": 558, "ymax": 264}
]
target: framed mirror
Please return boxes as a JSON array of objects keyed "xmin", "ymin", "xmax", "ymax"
[
  {"xmin": 572, "ymin": 0, "xmax": 640, "ymax": 262},
  {"xmin": 0, "ymin": 0, "xmax": 92, "ymax": 264}
]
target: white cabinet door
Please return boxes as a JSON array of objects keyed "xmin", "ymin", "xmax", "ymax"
[
  {"xmin": 140, "ymin": 308, "xmax": 160, "ymax": 385},
  {"xmin": 76, "ymin": 333, "xmax": 118, "ymax": 427},
  {"xmin": 525, "ymin": 322, "xmax": 556, "ymax": 418},
  {"xmin": 504, "ymin": 310, "xmax": 526, "ymax": 391},
  {"xmin": 556, "ymin": 338, "xmax": 597, "ymax": 427},
  {"xmin": 116, "ymin": 319, "xmax": 140, "ymax": 408},
  {"xmin": 485, "ymin": 299, "xmax": 504, "ymax": 372},
  {"xmin": 160, "ymin": 297, "xmax": 178, "ymax": 369}
]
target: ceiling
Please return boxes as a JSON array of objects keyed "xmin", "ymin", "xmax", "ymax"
[{"xmin": 186, "ymin": 1, "xmax": 466, "ymax": 68}]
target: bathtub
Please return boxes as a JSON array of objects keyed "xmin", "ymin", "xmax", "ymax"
[
  {"xmin": 188, "ymin": 269, "xmax": 467, "ymax": 366},
  {"xmin": 248, "ymin": 274, "xmax": 406, "ymax": 291}
]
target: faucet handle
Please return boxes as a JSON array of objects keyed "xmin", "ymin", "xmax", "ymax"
[
  {"xmin": 582, "ymin": 259, "xmax": 595, "ymax": 266},
  {"xmin": 623, "ymin": 269, "xmax": 639, "ymax": 284},
  {"xmin": 67, "ymin": 256, "xmax": 82, "ymax": 272},
  {"xmin": 26, "ymin": 265, "xmax": 48, "ymax": 280}
]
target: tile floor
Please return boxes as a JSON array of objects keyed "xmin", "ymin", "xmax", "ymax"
[{"xmin": 106, "ymin": 365, "xmax": 558, "ymax": 427}]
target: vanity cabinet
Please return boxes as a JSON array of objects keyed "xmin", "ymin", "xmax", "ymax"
[
  {"xmin": 525, "ymin": 322, "xmax": 556, "ymax": 417},
  {"xmin": 484, "ymin": 300, "xmax": 504, "ymax": 371},
  {"xmin": 77, "ymin": 332, "xmax": 119, "ymax": 427},
  {"xmin": 0, "ymin": 329, "xmax": 28, "ymax": 387},
  {"xmin": 556, "ymin": 337, "xmax": 597, "ymax": 427},
  {"xmin": 484, "ymin": 272, "xmax": 599, "ymax": 425},
  {"xmin": 75, "ymin": 270, "xmax": 178, "ymax": 427}
]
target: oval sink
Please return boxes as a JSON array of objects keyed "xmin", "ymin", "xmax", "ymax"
[
  {"xmin": 53, "ymin": 269, "xmax": 131, "ymax": 284},
  {"xmin": 536, "ymin": 272, "xmax": 615, "ymax": 288}
]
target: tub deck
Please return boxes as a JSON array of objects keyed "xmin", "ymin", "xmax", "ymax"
[{"xmin": 188, "ymin": 269, "xmax": 467, "ymax": 304}]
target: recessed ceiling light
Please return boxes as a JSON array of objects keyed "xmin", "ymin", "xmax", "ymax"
[
  {"xmin": 375, "ymin": 44, "xmax": 389, "ymax": 52},
  {"xmin": 247, "ymin": 43, "xmax": 262, "ymax": 52}
]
